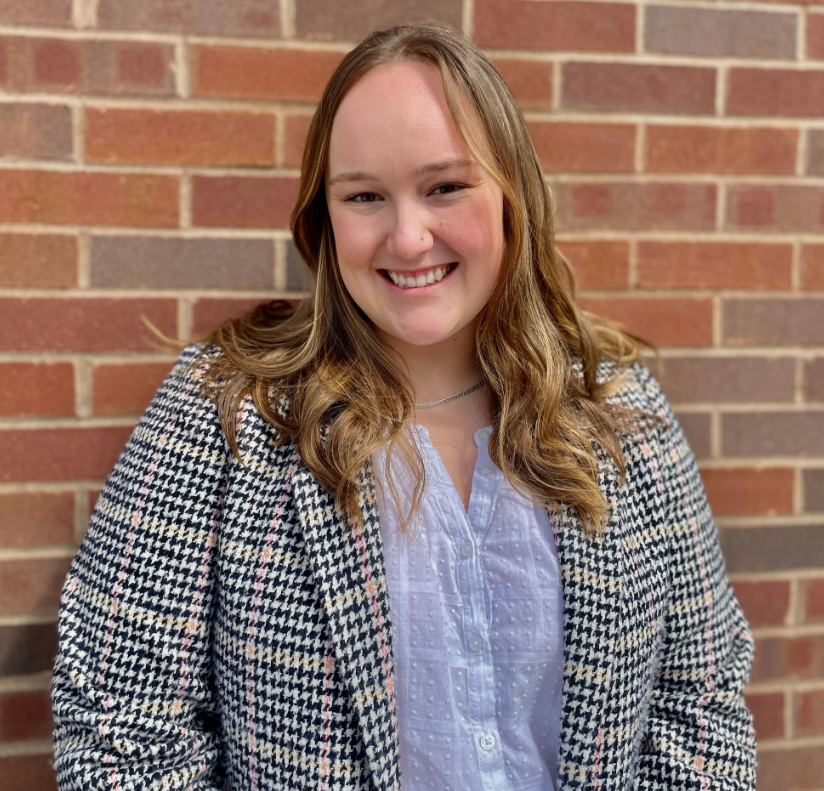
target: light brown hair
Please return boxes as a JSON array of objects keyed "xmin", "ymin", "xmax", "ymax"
[{"xmin": 203, "ymin": 23, "xmax": 643, "ymax": 533}]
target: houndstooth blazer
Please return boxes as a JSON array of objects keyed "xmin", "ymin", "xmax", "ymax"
[{"xmin": 52, "ymin": 344, "xmax": 757, "ymax": 790}]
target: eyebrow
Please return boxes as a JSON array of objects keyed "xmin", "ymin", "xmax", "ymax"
[{"xmin": 326, "ymin": 158, "xmax": 477, "ymax": 187}]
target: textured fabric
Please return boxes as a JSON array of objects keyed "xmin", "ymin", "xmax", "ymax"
[
  {"xmin": 52, "ymin": 343, "xmax": 757, "ymax": 790},
  {"xmin": 372, "ymin": 423, "xmax": 564, "ymax": 790}
]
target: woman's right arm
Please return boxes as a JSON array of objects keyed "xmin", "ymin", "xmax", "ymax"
[{"xmin": 52, "ymin": 345, "xmax": 231, "ymax": 790}]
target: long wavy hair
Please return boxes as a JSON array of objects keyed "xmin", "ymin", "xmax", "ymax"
[{"xmin": 202, "ymin": 23, "xmax": 643, "ymax": 534}]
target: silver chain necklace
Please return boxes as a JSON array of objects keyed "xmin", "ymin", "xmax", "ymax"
[{"xmin": 414, "ymin": 380, "xmax": 486, "ymax": 409}]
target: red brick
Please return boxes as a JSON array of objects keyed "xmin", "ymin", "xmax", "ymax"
[
  {"xmin": 0, "ymin": 234, "xmax": 77, "ymax": 287},
  {"xmin": 0, "ymin": 556, "xmax": 72, "ymax": 616},
  {"xmin": 555, "ymin": 240, "xmax": 630, "ymax": 291},
  {"xmin": 0, "ymin": 425, "xmax": 134, "ymax": 483},
  {"xmin": 728, "ymin": 68, "xmax": 824, "ymax": 117},
  {"xmin": 0, "ymin": 103, "xmax": 72, "ymax": 160},
  {"xmin": 0, "ymin": 170, "xmax": 179, "ymax": 227},
  {"xmin": 578, "ymin": 297, "xmax": 714, "ymax": 347},
  {"xmin": 0, "ymin": 0, "xmax": 71, "ymax": 27},
  {"xmin": 796, "ymin": 689, "xmax": 824, "ymax": 736},
  {"xmin": 86, "ymin": 107, "xmax": 276, "ymax": 166},
  {"xmin": 809, "ymin": 13, "xmax": 824, "ymax": 60},
  {"xmin": 526, "ymin": 121, "xmax": 636, "ymax": 174},
  {"xmin": 554, "ymin": 181, "xmax": 716, "ymax": 232},
  {"xmin": 806, "ymin": 130, "xmax": 824, "ymax": 176},
  {"xmin": 0, "ymin": 754, "xmax": 56, "ymax": 791},
  {"xmin": 806, "ymin": 358, "xmax": 824, "ymax": 402},
  {"xmin": 283, "ymin": 113, "xmax": 314, "ymax": 168},
  {"xmin": 192, "ymin": 45, "xmax": 343, "ymax": 102},
  {"xmin": 490, "ymin": 58, "xmax": 553, "ymax": 111},
  {"xmin": 731, "ymin": 580, "xmax": 791, "ymax": 628},
  {"xmin": 637, "ymin": 241, "xmax": 793, "ymax": 290},
  {"xmin": 192, "ymin": 298, "xmax": 266, "ymax": 336},
  {"xmin": 92, "ymin": 361, "xmax": 173, "ymax": 416},
  {"xmin": 759, "ymin": 745, "xmax": 824, "ymax": 791},
  {"xmin": 561, "ymin": 62, "xmax": 716, "ymax": 115},
  {"xmin": 801, "ymin": 245, "xmax": 824, "ymax": 291},
  {"xmin": 191, "ymin": 176, "xmax": 299, "ymax": 229},
  {"xmin": 0, "ymin": 689, "xmax": 52, "ymax": 741},
  {"xmin": 803, "ymin": 578, "xmax": 824, "ymax": 622},
  {"xmin": 475, "ymin": 0, "xmax": 634, "ymax": 52},
  {"xmin": 744, "ymin": 691, "xmax": 785, "ymax": 740},
  {"xmin": 702, "ymin": 468, "xmax": 794, "ymax": 516},
  {"xmin": 0, "ymin": 491, "xmax": 75, "ymax": 548},
  {"xmin": 726, "ymin": 185, "xmax": 824, "ymax": 233},
  {"xmin": 645, "ymin": 6, "xmax": 796, "ymax": 59},
  {"xmin": 646, "ymin": 125, "xmax": 797, "ymax": 176},
  {"xmin": 0, "ymin": 298, "xmax": 177, "ymax": 352},
  {"xmin": 295, "ymin": 0, "xmax": 462, "ymax": 42},
  {"xmin": 0, "ymin": 362, "xmax": 75, "ymax": 417},
  {"xmin": 751, "ymin": 636, "xmax": 824, "ymax": 682},
  {"xmin": 98, "ymin": 0, "xmax": 281, "ymax": 37},
  {"xmin": 723, "ymin": 299, "xmax": 824, "ymax": 346}
]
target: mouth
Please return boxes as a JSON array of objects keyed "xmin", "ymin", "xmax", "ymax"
[{"xmin": 380, "ymin": 262, "xmax": 458, "ymax": 289}]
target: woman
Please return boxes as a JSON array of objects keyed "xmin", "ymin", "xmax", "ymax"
[{"xmin": 52, "ymin": 23, "xmax": 756, "ymax": 791}]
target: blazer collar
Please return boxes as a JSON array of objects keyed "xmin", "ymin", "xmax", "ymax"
[{"xmin": 296, "ymin": 451, "xmax": 623, "ymax": 791}]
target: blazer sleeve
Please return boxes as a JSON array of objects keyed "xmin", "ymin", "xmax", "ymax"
[
  {"xmin": 52, "ymin": 345, "xmax": 230, "ymax": 790},
  {"xmin": 631, "ymin": 369, "xmax": 757, "ymax": 790}
]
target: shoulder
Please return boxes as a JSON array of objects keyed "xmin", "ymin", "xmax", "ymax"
[{"xmin": 596, "ymin": 358, "xmax": 673, "ymax": 425}]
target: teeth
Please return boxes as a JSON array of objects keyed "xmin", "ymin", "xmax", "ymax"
[{"xmin": 387, "ymin": 264, "xmax": 453, "ymax": 288}]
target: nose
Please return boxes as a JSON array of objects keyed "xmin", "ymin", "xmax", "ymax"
[{"xmin": 386, "ymin": 199, "xmax": 433, "ymax": 261}]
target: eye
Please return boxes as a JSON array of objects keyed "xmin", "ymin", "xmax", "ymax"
[
  {"xmin": 345, "ymin": 192, "xmax": 381, "ymax": 204},
  {"xmin": 431, "ymin": 183, "xmax": 466, "ymax": 196}
]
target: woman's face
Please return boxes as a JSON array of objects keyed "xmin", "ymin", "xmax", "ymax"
[{"xmin": 325, "ymin": 61, "xmax": 505, "ymax": 353}]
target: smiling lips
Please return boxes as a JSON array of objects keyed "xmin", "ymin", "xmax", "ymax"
[{"xmin": 382, "ymin": 262, "xmax": 457, "ymax": 289}]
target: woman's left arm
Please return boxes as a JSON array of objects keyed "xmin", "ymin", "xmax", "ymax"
[{"xmin": 632, "ymin": 375, "xmax": 757, "ymax": 790}]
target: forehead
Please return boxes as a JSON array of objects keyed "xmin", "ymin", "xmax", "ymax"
[{"xmin": 327, "ymin": 61, "xmax": 483, "ymax": 172}]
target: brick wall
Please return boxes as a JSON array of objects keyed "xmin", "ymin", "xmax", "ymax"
[{"xmin": 1, "ymin": 0, "xmax": 822, "ymax": 788}]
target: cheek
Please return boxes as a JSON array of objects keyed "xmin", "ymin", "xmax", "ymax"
[{"xmin": 330, "ymin": 212, "xmax": 378, "ymax": 272}]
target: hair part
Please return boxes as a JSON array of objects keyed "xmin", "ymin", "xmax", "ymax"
[{"xmin": 202, "ymin": 23, "xmax": 646, "ymax": 535}]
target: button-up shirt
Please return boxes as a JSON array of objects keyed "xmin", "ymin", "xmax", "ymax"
[{"xmin": 372, "ymin": 424, "xmax": 564, "ymax": 790}]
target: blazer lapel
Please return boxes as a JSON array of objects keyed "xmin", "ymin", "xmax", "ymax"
[
  {"xmin": 553, "ymin": 453, "xmax": 625, "ymax": 789},
  {"xmin": 294, "ymin": 460, "xmax": 401, "ymax": 791}
]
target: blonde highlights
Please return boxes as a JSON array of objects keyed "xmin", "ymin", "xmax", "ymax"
[{"xmin": 203, "ymin": 23, "xmax": 643, "ymax": 534}]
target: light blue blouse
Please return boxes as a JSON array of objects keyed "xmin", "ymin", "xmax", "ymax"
[{"xmin": 372, "ymin": 425, "xmax": 565, "ymax": 791}]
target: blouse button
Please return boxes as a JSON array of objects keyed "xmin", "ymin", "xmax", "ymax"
[
  {"xmin": 479, "ymin": 732, "xmax": 496, "ymax": 751},
  {"xmin": 479, "ymin": 465, "xmax": 493, "ymax": 476},
  {"xmin": 479, "ymin": 428, "xmax": 492, "ymax": 441},
  {"xmin": 460, "ymin": 542, "xmax": 474, "ymax": 558},
  {"xmin": 468, "ymin": 634, "xmax": 484, "ymax": 652}
]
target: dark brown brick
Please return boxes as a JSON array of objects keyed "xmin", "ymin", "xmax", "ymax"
[
  {"xmin": 191, "ymin": 176, "xmax": 299, "ymax": 229},
  {"xmin": 675, "ymin": 412, "xmax": 711, "ymax": 460},
  {"xmin": 0, "ymin": 103, "xmax": 72, "ymax": 160},
  {"xmin": 804, "ymin": 469, "xmax": 824, "ymax": 512},
  {"xmin": 192, "ymin": 46, "xmax": 342, "ymax": 103},
  {"xmin": 723, "ymin": 413, "xmax": 824, "ymax": 457},
  {"xmin": 728, "ymin": 68, "xmax": 824, "ymax": 117},
  {"xmin": 722, "ymin": 523, "xmax": 824, "ymax": 570},
  {"xmin": 475, "ymin": 0, "xmax": 634, "ymax": 52},
  {"xmin": 637, "ymin": 241, "xmax": 792, "ymax": 290},
  {"xmin": 553, "ymin": 181, "xmax": 716, "ymax": 232},
  {"xmin": 0, "ymin": 233, "xmax": 77, "ymax": 288},
  {"xmin": 0, "ymin": 622, "xmax": 58, "ymax": 676},
  {"xmin": 86, "ymin": 107, "xmax": 276, "ymax": 166},
  {"xmin": 561, "ymin": 62, "xmax": 716, "ymax": 115},
  {"xmin": 0, "ymin": 556, "xmax": 73, "ymax": 616},
  {"xmin": 296, "ymin": 0, "xmax": 462, "ymax": 42},
  {"xmin": 726, "ymin": 184, "xmax": 824, "ymax": 233},
  {"xmin": 286, "ymin": 242, "xmax": 313, "ymax": 292},
  {"xmin": 0, "ymin": 491, "xmax": 75, "ymax": 548},
  {"xmin": 0, "ymin": 426, "xmax": 134, "ymax": 483},
  {"xmin": 807, "ymin": 129, "xmax": 824, "ymax": 177},
  {"xmin": 806, "ymin": 358, "xmax": 824, "ymax": 402},
  {"xmin": 526, "ymin": 121, "xmax": 635, "ymax": 174},
  {"xmin": 0, "ymin": 689, "xmax": 52, "ymax": 741},
  {"xmin": 702, "ymin": 468, "xmax": 794, "ymax": 516},
  {"xmin": 91, "ymin": 236, "xmax": 274, "ymax": 290},
  {"xmin": 751, "ymin": 636, "xmax": 824, "ymax": 683},
  {"xmin": 745, "ymin": 691, "xmax": 785, "ymax": 740},
  {"xmin": 490, "ymin": 58, "xmax": 553, "ymax": 111},
  {"xmin": 556, "ymin": 240, "xmax": 630, "ymax": 291},
  {"xmin": 98, "ymin": 0, "xmax": 281, "ymax": 37},
  {"xmin": 796, "ymin": 689, "xmax": 824, "ymax": 736},
  {"xmin": 732, "ymin": 580, "xmax": 791, "ymax": 628},
  {"xmin": 0, "ymin": 298, "xmax": 177, "ymax": 352},
  {"xmin": 0, "ymin": 362, "xmax": 75, "ymax": 416},
  {"xmin": 0, "ymin": 754, "xmax": 56, "ymax": 791},
  {"xmin": 645, "ymin": 6, "xmax": 796, "ymax": 59},
  {"xmin": 759, "ymin": 745, "xmax": 824, "ymax": 791},
  {"xmin": 647, "ymin": 356, "xmax": 795, "ymax": 403},
  {"xmin": 723, "ymin": 299, "xmax": 824, "ymax": 346},
  {"xmin": 92, "ymin": 360, "xmax": 174, "ymax": 417},
  {"xmin": 0, "ymin": 0, "xmax": 71, "ymax": 27}
]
